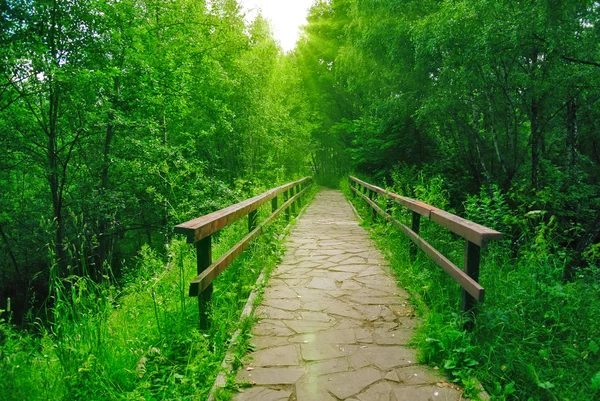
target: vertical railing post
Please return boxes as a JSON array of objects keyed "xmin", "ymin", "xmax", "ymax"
[
  {"xmin": 196, "ymin": 235, "xmax": 212, "ymax": 330},
  {"xmin": 350, "ymin": 178, "xmax": 355, "ymax": 198},
  {"xmin": 298, "ymin": 183, "xmax": 303, "ymax": 209},
  {"xmin": 410, "ymin": 212, "xmax": 420, "ymax": 260},
  {"xmin": 248, "ymin": 209, "xmax": 257, "ymax": 232},
  {"xmin": 291, "ymin": 186, "xmax": 297, "ymax": 214},
  {"xmin": 271, "ymin": 195, "xmax": 278, "ymax": 213},
  {"xmin": 284, "ymin": 190, "xmax": 290, "ymax": 221},
  {"xmin": 385, "ymin": 192, "xmax": 392, "ymax": 216},
  {"xmin": 462, "ymin": 241, "xmax": 481, "ymax": 331},
  {"xmin": 368, "ymin": 190, "xmax": 376, "ymax": 221}
]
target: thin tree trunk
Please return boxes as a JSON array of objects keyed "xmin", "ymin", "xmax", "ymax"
[
  {"xmin": 566, "ymin": 96, "xmax": 578, "ymax": 178},
  {"xmin": 0, "ymin": 223, "xmax": 21, "ymax": 277},
  {"xmin": 531, "ymin": 97, "xmax": 540, "ymax": 190},
  {"xmin": 98, "ymin": 76, "xmax": 120, "ymax": 280}
]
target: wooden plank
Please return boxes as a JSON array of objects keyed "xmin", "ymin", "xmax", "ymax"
[
  {"xmin": 349, "ymin": 176, "xmax": 433, "ymax": 217},
  {"xmin": 189, "ymin": 228, "xmax": 261, "ymax": 296},
  {"xmin": 189, "ymin": 185, "xmax": 310, "ymax": 296},
  {"xmin": 430, "ymin": 209, "xmax": 502, "ymax": 247},
  {"xmin": 350, "ymin": 176, "xmax": 502, "ymax": 245},
  {"xmin": 351, "ymin": 186, "xmax": 386, "ymax": 216},
  {"xmin": 196, "ymin": 236, "xmax": 213, "ymax": 329},
  {"xmin": 263, "ymin": 185, "xmax": 308, "ymax": 226},
  {"xmin": 351, "ymin": 185, "xmax": 484, "ymax": 302},
  {"xmin": 175, "ymin": 177, "xmax": 310, "ymax": 243},
  {"xmin": 410, "ymin": 211, "xmax": 420, "ymax": 259},
  {"xmin": 462, "ymin": 240, "xmax": 481, "ymax": 330},
  {"xmin": 396, "ymin": 220, "xmax": 485, "ymax": 302},
  {"xmin": 248, "ymin": 210, "xmax": 257, "ymax": 232},
  {"xmin": 349, "ymin": 176, "xmax": 387, "ymax": 197},
  {"xmin": 388, "ymin": 193, "xmax": 434, "ymax": 218}
]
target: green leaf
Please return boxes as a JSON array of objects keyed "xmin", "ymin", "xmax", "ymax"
[
  {"xmin": 538, "ymin": 381, "xmax": 555, "ymax": 390},
  {"xmin": 504, "ymin": 382, "xmax": 516, "ymax": 395},
  {"xmin": 444, "ymin": 359, "xmax": 457, "ymax": 370},
  {"xmin": 592, "ymin": 371, "xmax": 600, "ymax": 392}
]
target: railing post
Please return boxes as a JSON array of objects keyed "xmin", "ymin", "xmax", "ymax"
[
  {"xmin": 271, "ymin": 195, "xmax": 278, "ymax": 213},
  {"xmin": 386, "ymin": 192, "xmax": 392, "ymax": 215},
  {"xmin": 462, "ymin": 241, "xmax": 481, "ymax": 331},
  {"xmin": 350, "ymin": 178, "xmax": 356, "ymax": 198},
  {"xmin": 196, "ymin": 235, "xmax": 212, "ymax": 330},
  {"xmin": 410, "ymin": 212, "xmax": 420, "ymax": 260},
  {"xmin": 368, "ymin": 190, "xmax": 376, "ymax": 221},
  {"xmin": 284, "ymin": 190, "xmax": 290, "ymax": 221},
  {"xmin": 291, "ymin": 186, "xmax": 297, "ymax": 214},
  {"xmin": 248, "ymin": 209, "xmax": 257, "ymax": 232}
]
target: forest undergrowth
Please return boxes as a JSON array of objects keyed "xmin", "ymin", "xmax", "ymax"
[
  {"xmin": 342, "ymin": 174, "xmax": 600, "ymax": 401},
  {"xmin": 0, "ymin": 185, "xmax": 316, "ymax": 400}
]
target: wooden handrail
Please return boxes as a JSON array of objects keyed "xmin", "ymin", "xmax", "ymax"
[
  {"xmin": 348, "ymin": 176, "xmax": 502, "ymax": 330},
  {"xmin": 175, "ymin": 177, "xmax": 312, "ymax": 329},
  {"xmin": 349, "ymin": 176, "xmax": 502, "ymax": 246},
  {"xmin": 188, "ymin": 185, "xmax": 309, "ymax": 296},
  {"xmin": 175, "ymin": 177, "xmax": 311, "ymax": 243}
]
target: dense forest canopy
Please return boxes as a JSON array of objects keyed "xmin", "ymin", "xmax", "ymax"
[
  {"xmin": 1, "ymin": 0, "xmax": 600, "ymax": 400},
  {"xmin": 295, "ymin": 0, "xmax": 600, "ymax": 272},
  {"xmin": 1, "ymin": 0, "xmax": 315, "ymax": 319}
]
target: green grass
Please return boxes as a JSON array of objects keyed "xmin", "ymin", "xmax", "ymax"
[
  {"xmin": 0, "ymin": 185, "xmax": 318, "ymax": 401},
  {"xmin": 341, "ymin": 177, "xmax": 600, "ymax": 401}
]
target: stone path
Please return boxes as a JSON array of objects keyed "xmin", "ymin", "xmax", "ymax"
[{"xmin": 233, "ymin": 189, "xmax": 465, "ymax": 401}]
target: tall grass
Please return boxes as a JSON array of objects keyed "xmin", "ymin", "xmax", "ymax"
[
  {"xmin": 341, "ymin": 176, "xmax": 600, "ymax": 401},
  {"xmin": 0, "ymin": 186, "xmax": 317, "ymax": 400}
]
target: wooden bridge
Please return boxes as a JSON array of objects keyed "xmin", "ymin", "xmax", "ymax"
[{"xmin": 175, "ymin": 177, "xmax": 501, "ymax": 401}]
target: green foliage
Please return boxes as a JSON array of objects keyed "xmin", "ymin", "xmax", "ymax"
[
  {"xmin": 0, "ymin": 193, "xmax": 304, "ymax": 400},
  {"xmin": 0, "ymin": 0, "xmax": 316, "ymax": 320},
  {"xmin": 344, "ymin": 175, "xmax": 600, "ymax": 401}
]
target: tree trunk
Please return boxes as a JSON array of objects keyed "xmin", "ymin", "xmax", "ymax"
[
  {"xmin": 531, "ymin": 97, "xmax": 540, "ymax": 190},
  {"xmin": 566, "ymin": 96, "xmax": 578, "ymax": 178},
  {"xmin": 48, "ymin": 83, "xmax": 68, "ymax": 276},
  {"xmin": 97, "ymin": 76, "xmax": 120, "ymax": 280}
]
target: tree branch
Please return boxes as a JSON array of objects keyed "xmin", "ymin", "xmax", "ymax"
[{"xmin": 561, "ymin": 55, "xmax": 600, "ymax": 68}]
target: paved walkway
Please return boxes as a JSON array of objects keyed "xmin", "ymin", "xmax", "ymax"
[{"xmin": 233, "ymin": 189, "xmax": 465, "ymax": 401}]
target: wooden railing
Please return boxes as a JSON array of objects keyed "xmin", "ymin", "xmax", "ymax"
[
  {"xmin": 349, "ymin": 176, "xmax": 502, "ymax": 329},
  {"xmin": 174, "ymin": 177, "xmax": 312, "ymax": 329}
]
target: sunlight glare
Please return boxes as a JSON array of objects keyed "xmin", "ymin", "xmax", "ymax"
[{"xmin": 239, "ymin": 0, "xmax": 314, "ymax": 52}]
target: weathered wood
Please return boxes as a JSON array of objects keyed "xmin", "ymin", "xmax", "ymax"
[
  {"xmin": 462, "ymin": 241, "xmax": 481, "ymax": 330},
  {"xmin": 190, "ymin": 228, "xmax": 261, "ymax": 296},
  {"xmin": 196, "ymin": 236, "xmax": 212, "ymax": 330},
  {"xmin": 248, "ymin": 210, "xmax": 257, "ymax": 232},
  {"xmin": 389, "ymin": 193, "xmax": 434, "ymax": 218},
  {"xmin": 430, "ymin": 209, "xmax": 502, "ymax": 247},
  {"xmin": 351, "ymin": 186, "xmax": 385, "ymax": 216},
  {"xmin": 350, "ymin": 184, "xmax": 485, "ymax": 302},
  {"xmin": 263, "ymin": 184, "xmax": 308, "ymax": 226},
  {"xmin": 385, "ymin": 193, "xmax": 392, "ymax": 215},
  {"xmin": 188, "ymin": 185, "xmax": 310, "ymax": 296},
  {"xmin": 400, "ymin": 223, "xmax": 485, "ymax": 302},
  {"xmin": 175, "ymin": 177, "xmax": 310, "ymax": 243},
  {"xmin": 368, "ymin": 190, "xmax": 377, "ymax": 221},
  {"xmin": 349, "ymin": 176, "xmax": 502, "ymax": 245},
  {"xmin": 284, "ymin": 190, "xmax": 290, "ymax": 221},
  {"xmin": 410, "ymin": 212, "xmax": 421, "ymax": 260},
  {"xmin": 291, "ymin": 186, "xmax": 297, "ymax": 214}
]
